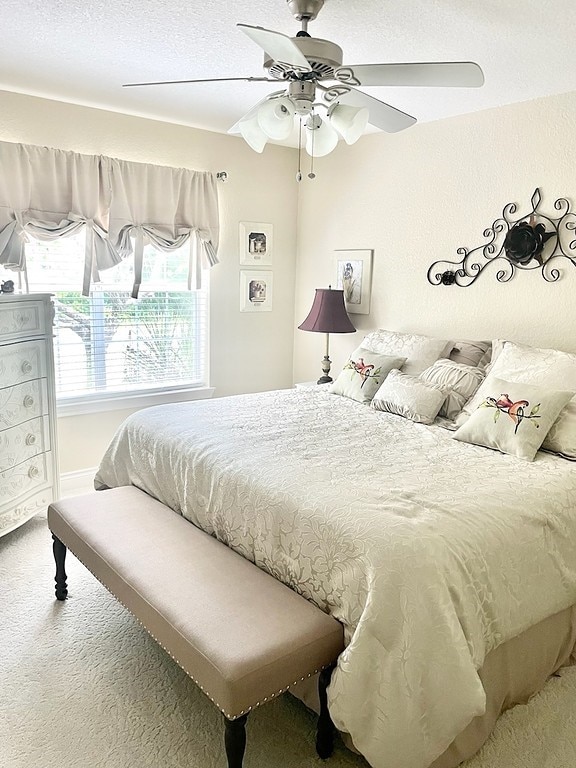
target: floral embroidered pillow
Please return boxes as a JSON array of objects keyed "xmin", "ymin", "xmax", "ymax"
[
  {"xmin": 453, "ymin": 377, "xmax": 574, "ymax": 461},
  {"xmin": 457, "ymin": 339, "xmax": 576, "ymax": 459},
  {"xmin": 329, "ymin": 348, "xmax": 406, "ymax": 404}
]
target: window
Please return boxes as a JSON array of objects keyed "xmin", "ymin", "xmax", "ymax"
[{"xmin": 23, "ymin": 231, "xmax": 208, "ymax": 404}]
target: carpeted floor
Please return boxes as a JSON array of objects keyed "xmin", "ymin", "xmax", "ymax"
[{"xmin": 2, "ymin": 513, "xmax": 576, "ymax": 768}]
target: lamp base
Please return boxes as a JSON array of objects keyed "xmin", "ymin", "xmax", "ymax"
[{"xmin": 318, "ymin": 354, "xmax": 332, "ymax": 385}]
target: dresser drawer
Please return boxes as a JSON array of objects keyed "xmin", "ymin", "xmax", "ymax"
[
  {"xmin": 0, "ymin": 339, "xmax": 48, "ymax": 388},
  {"xmin": 0, "ymin": 451, "xmax": 52, "ymax": 504},
  {"xmin": 0, "ymin": 485, "xmax": 55, "ymax": 537},
  {"xmin": 0, "ymin": 299, "xmax": 47, "ymax": 342},
  {"xmin": 0, "ymin": 416, "xmax": 51, "ymax": 472},
  {"xmin": 0, "ymin": 378, "xmax": 48, "ymax": 431}
]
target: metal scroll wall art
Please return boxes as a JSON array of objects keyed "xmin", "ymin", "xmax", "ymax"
[{"xmin": 427, "ymin": 189, "xmax": 576, "ymax": 286}]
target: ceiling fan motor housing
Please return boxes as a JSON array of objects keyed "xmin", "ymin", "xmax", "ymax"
[{"xmin": 265, "ymin": 37, "xmax": 343, "ymax": 80}]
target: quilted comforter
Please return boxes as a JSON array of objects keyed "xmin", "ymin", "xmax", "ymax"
[{"xmin": 95, "ymin": 387, "xmax": 576, "ymax": 768}]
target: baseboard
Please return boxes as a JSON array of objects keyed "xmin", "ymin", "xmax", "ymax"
[{"xmin": 59, "ymin": 467, "xmax": 98, "ymax": 498}]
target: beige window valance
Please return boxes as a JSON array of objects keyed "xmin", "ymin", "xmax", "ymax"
[{"xmin": 0, "ymin": 140, "xmax": 220, "ymax": 296}]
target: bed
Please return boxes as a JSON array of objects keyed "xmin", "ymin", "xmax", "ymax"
[{"xmin": 94, "ymin": 332, "xmax": 576, "ymax": 768}]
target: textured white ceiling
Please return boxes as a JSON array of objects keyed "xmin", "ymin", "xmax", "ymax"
[{"xmin": 2, "ymin": 0, "xmax": 576, "ymax": 141}]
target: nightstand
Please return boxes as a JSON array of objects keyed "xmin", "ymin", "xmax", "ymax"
[{"xmin": 294, "ymin": 381, "xmax": 319, "ymax": 389}]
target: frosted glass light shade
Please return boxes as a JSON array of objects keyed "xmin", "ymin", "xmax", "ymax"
[
  {"xmin": 328, "ymin": 104, "xmax": 369, "ymax": 145},
  {"xmin": 305, "ymin": 116, "xmax": 338, "ymax": 157},
  {"xmin": 257, "ymin": 97, "xmax": 295, "ymax": 140},
  {"xmin": 239, "ymin": 114, "xmax": 268, "ymax": 153}
]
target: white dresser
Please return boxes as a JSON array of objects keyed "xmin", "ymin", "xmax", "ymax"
[{"xmin": 0, "ymin": 293, "xmax": 59, "ymax": 537}]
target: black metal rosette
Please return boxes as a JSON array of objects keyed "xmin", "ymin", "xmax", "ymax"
[{"xmin": 503, "ymin": 221, "xmax": 554, "ymax": 267}]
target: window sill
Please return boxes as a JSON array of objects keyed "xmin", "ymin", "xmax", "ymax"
[{"xmin": 56, "ymin": 386, "xmax": 215, "ymax": 418}]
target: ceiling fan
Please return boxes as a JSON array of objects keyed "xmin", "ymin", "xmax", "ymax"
[{"xmin": 124, "ymin": 0, "xmax": 484, "ymax": 173}]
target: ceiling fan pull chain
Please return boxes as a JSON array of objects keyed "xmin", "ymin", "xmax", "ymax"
[
  {"xmin": 296, "ymin": 117, "xmax": 303, "ymax": 182},
  {"xmin": 308, "ymin": 109, "xmax": 316, "ymax": 179}
]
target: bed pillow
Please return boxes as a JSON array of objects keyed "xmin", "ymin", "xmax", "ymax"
[
  {"xmin": 458, "ymin": 340, "xmax": 576, "ymax": 459},
  {"xmin": 329, "ymin": 348, "xmax": 406, "ymax": 403},
  {"xmin": 449, "ymin": 340, "xmax": 491, "ymax": 368},
  {"xmin": 419, "ymin": 359, "xmax": 485, "ymax": 420},
  {"xmin": 361, "ymin": 329, "xmax": 454, "ymax": 375},
  {"xmin": 453, "ymin": 376, "xmax": 574, "ymax": 461},
  {"xmin": 477, "ymin": 345, "xmax": 493, "ymax": 369},
  {"xmin": 371, "ymin": 369, "xmax": 449, "ymax": 424}
]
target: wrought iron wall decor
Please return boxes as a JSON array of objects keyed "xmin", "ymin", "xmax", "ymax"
[{"xmin": 427, "ymin": 189, "xmax": 576, "ymax": 287}]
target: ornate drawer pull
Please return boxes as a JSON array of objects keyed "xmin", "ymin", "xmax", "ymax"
[
  {"xmin": 28, "ymin": 466, "xmax": 40, "ymax": 479},
  {"xmin": 23, "ymin": 395, "xmax": 35, "ymax": 408},
  {"xmin": 21, "ymin": 361, "xmax": 33, "ymax": 374},
  {"xmin": 25, "ymin": 433, "xmax": 37, "ymax": 446}
]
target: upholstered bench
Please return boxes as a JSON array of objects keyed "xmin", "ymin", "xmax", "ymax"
[{"xmin": 47, "ymin": 487, "xmax": 345, "ymax": 768}]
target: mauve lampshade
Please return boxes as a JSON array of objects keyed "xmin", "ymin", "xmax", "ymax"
[
  {"xmin": 298, "ymin": 288, "xmax": 356, "ymax": 334},
  {"xmin": 298, "ymin": 288, "xmax": 356, "ymax": 384}
]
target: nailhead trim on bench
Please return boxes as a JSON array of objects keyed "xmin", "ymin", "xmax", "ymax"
[{"xmin": 66, "ymin": 542, "xmax": 331, "ymax": 720}]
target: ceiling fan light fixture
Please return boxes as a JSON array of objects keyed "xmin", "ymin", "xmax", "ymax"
[
  {"xmin": 239, "ymin": 114, "xmax": 268, "ymax": 153},
  {"xmin": 257, "ymin": 97, "xmax": 296, "ymax": 140},
  {"xmin": 328, "ymin": 104, "xmax": 369, "ymax": 145},
  {"xmin": 305, "ymin": 114, "xmax": 338, "ymax": 157}
]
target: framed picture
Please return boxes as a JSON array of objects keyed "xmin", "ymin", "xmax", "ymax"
[
  {"xmin": 239, "ymin": 222, "xmax": 273, "ymax": 265},
  {"xmin": 334, "ymin": 249, "xmax": 374, "ymax": 315},
  {"xmin": 240, "ymin": 270, "xmax": 273, "ymax": 312}
]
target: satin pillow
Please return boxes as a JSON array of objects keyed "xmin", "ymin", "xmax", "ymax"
[
  {"xmin": 371, "ymin": 369, "xmax": 449, "ymax": 424},
  {"xmin": 449, "ymin": 340, "xmax": 491, "ymax": 368},
  {"xmin": 420, "ymin": 359, "xmax": 485, "ymax": 420}
]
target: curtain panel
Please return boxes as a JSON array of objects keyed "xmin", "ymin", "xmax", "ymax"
[
  {"xmin": 107, "ymin": 158, "xmax": 220, "ymax": 297},
  {"xmin": 0, "ymin": 140, "xmax": 219, "ymax": 296}
]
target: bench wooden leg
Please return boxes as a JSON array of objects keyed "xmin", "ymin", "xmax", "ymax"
[
  {"xmin": 224, "ymin": 713, "xmax": 249, "ymax": 768},
  {"xmin": 52, "ymin": 534, "xmax": 68, "ymax": 601},
  {"xmin": 316, "ymin": 663, "xmax": 337, "ymax": 759}
]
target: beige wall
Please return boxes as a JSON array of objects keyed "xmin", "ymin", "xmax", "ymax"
[
  {"xmin": 0, "ymin": 90, "xmax": 298, "ymax": 472},
  {"xmin": 293, "ymin": 90, "xmax": 576, "ymax": 383}
]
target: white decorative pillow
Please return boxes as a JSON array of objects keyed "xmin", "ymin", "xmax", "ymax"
[
  {"xmin": 458, "ymin": 340, "xmax": 576, "ymax": 458},
  {"xmin": 420, "ymin": 359, "xmax": 485, "ymax": 420},
  {"xmin": 453, "ymin": 376, "xmax": 574, "ymax": 461},
  {"xmin": 371, "ymin": 369, "xmax": 449, "ymax": 424},
  {"xmin": 361, "ymin": 329, "xmax": 453, "ymax": 376},
  {"xmin": 449, "ymin": 340, "xmax": 491, "ymax": 368},
  {"xmin": 329, "ymin": 348, "xmax": 406, "ymax": 404}
]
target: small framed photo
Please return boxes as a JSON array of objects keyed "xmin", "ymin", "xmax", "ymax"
[
  {"xmin": 240, "ymin": 270, "xmax": 273, "ymax": 312},
  {"xmin": 239, "ymin": 222, "xmax": 273, "ymax": 265},
  {"xmin": 334, "ymin": 249, "xmax": 374, "ymax": 314}
]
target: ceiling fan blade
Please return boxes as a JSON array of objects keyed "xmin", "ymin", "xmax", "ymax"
[
  {"xmin": 324, "ymin": 86, "xmax": 416, "ymax": 133},
  {"xmin": 227, "ymin": 90, "xmax": 286, "ymax": 135},
  {"xmin": 336, "ymin": 62, "xmax": 484, "ymax": 88},
  {"xmin": 123, "ymin": 76, "xmax": 277, "ymax": 87},
  {"xmin": 237, "ymin": 24, "xmax": 312, "ymax": 71}
]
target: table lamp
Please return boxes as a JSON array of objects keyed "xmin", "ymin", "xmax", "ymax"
[{"xmin": 298, "ymin": 286, "xmax": 356, "ymax": 384}]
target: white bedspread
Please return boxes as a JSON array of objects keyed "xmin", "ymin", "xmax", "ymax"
[{"xmin": 95, "ymin": 388, "xmax": 576, "ymax": 768}]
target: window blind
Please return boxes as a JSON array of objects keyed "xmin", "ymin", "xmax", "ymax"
[{"xmin": 23, "ymin": 232, "xmax": 208, "ymax": 400}]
